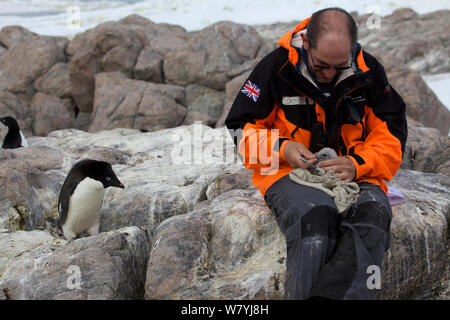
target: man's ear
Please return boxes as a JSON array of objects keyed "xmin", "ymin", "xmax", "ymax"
[{"xmin": 300, "ymin": 32, "xmax": 309, "ymax": 50}]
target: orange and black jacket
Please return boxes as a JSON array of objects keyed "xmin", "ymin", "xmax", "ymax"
[{"xmin": 225, "ymin": 18, "xmax": 407, "ymax": 198}]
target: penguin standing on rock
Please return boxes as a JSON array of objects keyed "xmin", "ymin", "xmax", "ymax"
[
  {"xmin": 58, "ymin": 159, "xmax": 125, "ymax": 241},
  {"xmin": 0, "ymin": 116, "xmax": 28, "ymax": 149}
]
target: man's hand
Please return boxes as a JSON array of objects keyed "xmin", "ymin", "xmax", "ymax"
[
  {"xmin": 318, "ymin": 157, "xmax": 356, "ymax": 182},
  {"xmin": 284, "ymin": 142, "xmax": 317, "ymax": 169}
]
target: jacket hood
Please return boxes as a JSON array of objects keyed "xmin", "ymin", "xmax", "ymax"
[{"xmin": 277, "ymin": 17, "xmax": 370, "ymax": 74}]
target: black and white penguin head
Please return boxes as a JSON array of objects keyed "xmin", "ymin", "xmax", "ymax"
[
  {"xmin": 0, "ymin": 115, "xmax": 28, "ymax": 149},
  {"xmin": 72, "ymin": 159, "xmax": 125, "ymax": 189},
  {"xmin": 0, "ymin": 116, "xmax": 19, "ymax": 130}
]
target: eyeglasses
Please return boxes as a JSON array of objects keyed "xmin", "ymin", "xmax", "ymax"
[{"xmin": 309, "ymin": 50, "xmax": 351, "ymax": 71}]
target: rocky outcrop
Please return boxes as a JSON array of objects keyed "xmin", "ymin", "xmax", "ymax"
[
  {"xmin": 0, "ymin": 227, "xmax": 150, "ymax": 299},
  {"xmin": 0, "ymin": 124, "xmax": 447, "ymax": 300},
  {"xmin": 1, "ymin": 11, "xmax": 449, "ymax": 136},
  {"xmin": 145, "ymin": 167, "xmax": 449, "ymax": 300},
  {"xmin": 0, "ymin": 10, "xmax": 449, "ymax": 300},
  {"xmin": 67, "ymin": 15, "xmax": 189, "ymax": 112}
]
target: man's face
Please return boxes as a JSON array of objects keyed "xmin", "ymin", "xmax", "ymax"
[{"xmin": 302, "ymin": 33, "xmax": 352, "ymax": 83}]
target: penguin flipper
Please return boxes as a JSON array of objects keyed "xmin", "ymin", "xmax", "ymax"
[{"xmin": 57, "ymin": 175, "xmax": 83, "ymax": 227}]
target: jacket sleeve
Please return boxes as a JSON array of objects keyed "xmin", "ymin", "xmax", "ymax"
[
  {"xmin": 346, "ymin": 58, "xmax": 408, "ymax": 183},
  {"xmin": 225, "ymin": 52, "xmax": 292, "ymax": 171}
]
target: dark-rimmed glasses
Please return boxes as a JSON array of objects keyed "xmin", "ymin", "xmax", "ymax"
[{"xmin": 309, "ymin": 50, "xmax": 351, "ymax": 71}]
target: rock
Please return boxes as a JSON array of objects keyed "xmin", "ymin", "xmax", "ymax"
[
  {"xmin": 68, "ymin": 47, "xmax": 102, "ymax": 112},
  {"xmin": 0, "ymin": 118, "xmax": 448, "ymax": 300},
  {"xmin": 133, "ymin": 48, "xmax": 164, "ymax": 83},
  {"xmin": 356, "ymin": 9, "xmax": 450, "ymax": 75},
  {"xmin": 206, "ymin": 168, "xmax": 253, "ymax": 200},
  {"xmin": 145, "ymin": 189, "xmax": 286, "ymax": 299},
  {"xmin": 0, "ymin": 36, "xmax": 67, "ymax": 101},
  {"xmin": 380, "ymin": 170, "xmax": 449, "ymax": 299},
  {"xmin": 0, "ymin": 230, "xmax": 64, "ymax": 282},
  {"xmin": 163, "ymin": 21, "xmax": 263, "ymax": 90},
  {"xmin": 89, "ymin": 72, "xmax": 186, "ymax": 132},
  {"xmin": 368, "ymin": 49, "xmax": 450, "ymax": 135},
  {"xmin": 216, "ymin": 71, "xmax": 251, "ymax": 128},
  {"xmin": 402, "ymin": 125, "xmax": 450, "ymax": 175},
  {"xmin": 30, "ymin": 93, "xmax": 76, "ymax": 136},
  {"xmin": 67, "ymin": 15, "xmax": 189, "ymax": 112},
  {"xmin": 0, "ymin": 227, "xmax": 150, "ymax": 299},
  {"xmin": 73, "ymin": 112, "xmax": 92, "ymax": 131},
  {"xmin": 182, "ymin": 111, "xmax": 216, "ymax": 127},
  {"xmin": 0, "ymin": 45, "xmax": 6, "ymax": 56},
  {"xmin": 0, "ymin": 91, "xmax": 32, "ymax": 136},
  {"xmin": 145, "ymin": 168, "xmax": 448, "ymax": 300},
  {"xmin": 34, "ymin": 62, "xmax": 72, "ymax": 99},
  {"xmin": 184, "ymin": 84, "xmax": 225, "ymax": 125},
  {"xmin": 118, "ymin": 14, "xmax": 188, "ymax": 57},
  {"xmin": 26, "ymin": 125, "xmax": 241, "ymax": 236},
  {"xmin": 0, "ymin": 151, "xmax": 64, "ymax": 232},
  {"xmin": 0, "ymin": 26, "xmax": 37, "ymax": 48}
]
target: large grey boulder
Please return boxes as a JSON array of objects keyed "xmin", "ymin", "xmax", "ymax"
[
  {"xmin": 0, "ymin": 227, "xmax": 150, "ymax": 299},
  {"xmin": 0, "ymin": 149, "xmax": 65, "ymax": 232},
  {"xmin": 402, "ymin": 124, "xmax": 450, "ymax": 176},
  {"xmin": 88, "ymin": 72, "xmax": 186, "ymax": 132},
  {"xmin": 0, "ymin": 35, "xmax": 67, "ymax": 102},
  {"xmin": 182, "ymin": 84, "xmax": 225, "ymax": 126},
  {"xmin": 30, "ymin": 93, "xmax": 76, "ymax": 136},
  {"xmin": 0, "ymin": 26, "xmax": 37, "ymax": 49},
  {"xmin": 163, "ymin": 21, "xmax": 263, "ymax": 90},
  {"xmin": 34, "ymin": 62, "xmax": 72, "ymax": 99},
  {"xmin": 67, "ymin": 15, "xmax": 189, "ymax": 113},
  {"xmin": 0, "ymin": 91, "xmax": 32, "ymax": 136}
]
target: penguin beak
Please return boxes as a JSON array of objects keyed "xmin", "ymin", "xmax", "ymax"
[{"xmin": 118, "ymin": 183, "xmax": 125, "ymax": 189}]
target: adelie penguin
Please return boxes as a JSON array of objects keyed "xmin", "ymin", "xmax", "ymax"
[
  {"xmin": 0, "ymin": 116, "xmax": 28, "ymax": 149},
  {"xmin": 58, "ymin": 159, "xmax": 125, "ymax": 241}
]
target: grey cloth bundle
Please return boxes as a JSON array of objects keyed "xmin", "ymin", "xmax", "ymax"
[{"xmin": 288, "ymin": 148, "xmax": 359, "ymax": 217}]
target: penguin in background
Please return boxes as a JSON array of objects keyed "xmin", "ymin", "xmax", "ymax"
[
  {"xmin": 0, "ymin": 116, "xmax": 28, "ymax": 149},
  {"xmin": 58, "ymin": 159, "xmax": 125, "ymax": 241}
]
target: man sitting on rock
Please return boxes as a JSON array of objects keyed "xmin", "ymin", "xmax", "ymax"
[{"xmin": 225, "ymin": 7, "xmax": 407, "ymax": 299}]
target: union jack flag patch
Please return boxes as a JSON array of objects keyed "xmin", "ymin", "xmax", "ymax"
[{"xmin": 241, "ymin": 80, "xmax": 260, "ymax": 102}]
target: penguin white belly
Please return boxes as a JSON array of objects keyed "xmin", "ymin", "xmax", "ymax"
[
  {"xmin": 62, "ymin": 178, "xmax": 105, "ymax": 236},
  {"xmin": 19, "ymin": 131, "xmax": 28, "ymax": 147}
]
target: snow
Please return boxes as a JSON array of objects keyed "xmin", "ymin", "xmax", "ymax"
[
  {"xmin": 0, "ymin": 0, "xmax": 449, "ymax": 112},
  {"xmin": 423, "ymin": 73, "xmax": 450, "ymax": 112}
]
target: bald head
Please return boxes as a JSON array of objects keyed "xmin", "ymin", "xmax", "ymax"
[{"xmin": 306, "ymin": 7, "xmax": 358, "ymax": 51}]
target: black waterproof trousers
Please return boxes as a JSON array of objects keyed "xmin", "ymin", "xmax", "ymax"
[{"xmin": 264, "ymin": 175, "xmax": 392, "ymax": 300}]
